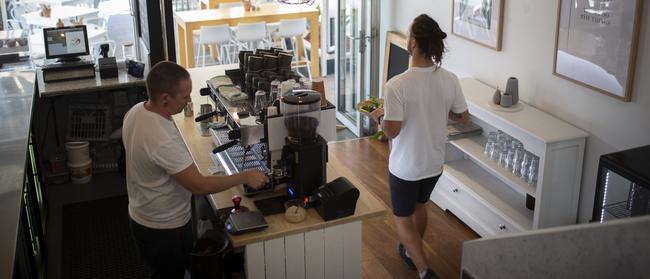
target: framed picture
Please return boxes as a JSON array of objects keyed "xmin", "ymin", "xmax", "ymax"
[
  {"xmin": 553, "ymin": 0, "xmax": 643, "ymax": 102},
  {"xmin": 452, "ymin": 0, "xmax": 505, "ymax": 51}
]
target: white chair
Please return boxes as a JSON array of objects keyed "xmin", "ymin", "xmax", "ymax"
[
  {"xmin": 196, "ymin": 25, "xmax": 235, "ymax": 67},
  {"xmin": 6, "ymin": 19, "xmax": 25, "ymax": 30},
  {"xmin": 278, "ymin": 18, "xmax": 311, "ymax": 78},
  {"xmin": 235, "ymin": 22, "xmax": 269, "ymax": 52}
]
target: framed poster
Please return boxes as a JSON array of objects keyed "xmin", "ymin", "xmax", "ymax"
[
  {"xmin": 452, "ymin": 0, "xmax": 505, "ymax": 51},
  {"xmin": 553, "ymin": 0, "xmax": 643, "ymax": 102},
  {"xmin": 382, "ymin": 31, "xmax": 409, "ymax": 90}
]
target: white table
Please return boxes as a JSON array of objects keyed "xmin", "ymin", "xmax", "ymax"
[
  {"xmin": 21, "ymin": 0, "xmax": 67, "ymax": 5},
  {"xmin": 97, "ymin": 0, "xmax": 131, "ymax": 18},
  {"xmin": 21, "ymin": 6, "xmax": 99, "ymax": 28}
]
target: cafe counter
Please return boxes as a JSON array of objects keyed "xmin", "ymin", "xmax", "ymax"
[{"xmin": 174, "ymin": 65, "xmax": 387, "ymax": 279}]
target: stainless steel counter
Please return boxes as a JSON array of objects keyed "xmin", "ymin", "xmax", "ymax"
[{"xmin": 0, "ymin": 70, "xmax": 36, "ymax": 278}]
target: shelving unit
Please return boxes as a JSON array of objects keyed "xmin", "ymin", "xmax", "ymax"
[
  {"xmin": 449, "ymin": 135, "xmax": 536, "ymax": 197},
  {"xmin": 445, "ymin": 159, "xmax": 533, "ymax": 230},
  {"xmin": 432, "ymin": 78, "xmax": 588, "ymax": 237}
]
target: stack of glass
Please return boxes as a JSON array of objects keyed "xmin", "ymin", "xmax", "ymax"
[{"xmin": 484, "ymin": 130, "xmax": 539, "ymax": 187}]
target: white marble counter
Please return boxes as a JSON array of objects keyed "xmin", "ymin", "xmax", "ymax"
[{"xmin": 37, "ymin": 64, "xmax": 145, "ymax": 97}]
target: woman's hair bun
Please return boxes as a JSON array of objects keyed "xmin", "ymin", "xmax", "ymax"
[{"xmin": 439, "ymin": 31, "xmax": 447, "ymax": 39}]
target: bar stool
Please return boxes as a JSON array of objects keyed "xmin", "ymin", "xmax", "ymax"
[
  {"xmin": 235, "ymin": 22, "xmax": 270, "ymax": 52},
  {"xmin": 278, "ymin": 18, "xmax": 311, "ymax": 78},
  {"xmin": 196, "ymin": 25, "xmax": 235, "ymax": 67}
]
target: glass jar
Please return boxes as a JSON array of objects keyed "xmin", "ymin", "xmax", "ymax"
[{"xmin": 122, "ymin": 42, "xmax": 135, "ymax": 61}]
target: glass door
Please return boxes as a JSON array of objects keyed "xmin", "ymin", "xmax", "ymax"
[{"xmin": 336, "ymin": 0, "xmax": 379, "ymax": 136}]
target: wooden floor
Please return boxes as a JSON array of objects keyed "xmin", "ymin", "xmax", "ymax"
[{"xmin": 328, "ymin": 138, "xmax": 479, "ymax": 279}]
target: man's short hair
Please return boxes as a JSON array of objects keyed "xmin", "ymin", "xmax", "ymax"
[{"xmin": 146, "ymin": 61, "xmax": 190, "ymax": 101}]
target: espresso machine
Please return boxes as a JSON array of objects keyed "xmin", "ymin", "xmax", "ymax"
[{"xmin": 197, "ymin": 48, "xmax": 336, "ymax": 199}]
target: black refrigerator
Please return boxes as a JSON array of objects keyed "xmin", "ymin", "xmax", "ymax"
[
  {"xmin": 592, "ymin": 145, "xmax": 650, "ymax": 223},
  {"xmin": 133, "ymin": 0, "xmax": 176, "ymax": 68}
]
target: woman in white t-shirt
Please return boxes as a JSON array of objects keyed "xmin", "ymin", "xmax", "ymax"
[{"xmin": 370, "ymin": 14, "xmax": 469, "ymax": 279}]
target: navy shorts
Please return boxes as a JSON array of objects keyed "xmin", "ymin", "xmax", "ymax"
[{"xmin": 389, "ymin": 172, "xmax": 440, "ymax": 217}]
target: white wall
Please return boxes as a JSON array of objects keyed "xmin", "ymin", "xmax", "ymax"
[{"xmin": 380, "ymin": 0, "xmax": 650, "ymax": 222}]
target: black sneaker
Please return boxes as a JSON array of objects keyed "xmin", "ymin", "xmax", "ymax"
[
  {"xmin": 398, "ymin": 243, "xmax": 417, "ymax": 270},
  {"xmin": 421, "ymin": 268, "xmax": 438, "ymax": 279}
]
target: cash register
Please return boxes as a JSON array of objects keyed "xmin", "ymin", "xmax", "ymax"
[{"xmin": 40, "ymin": 25, "xmax": 96, "ymax": 82}]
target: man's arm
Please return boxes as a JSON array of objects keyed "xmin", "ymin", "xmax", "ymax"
[
  {"xmin": 448, "ymin": 110, "xmax": 470, "ymax": 124},
  {"xmin": 172, "ymin": 163, "xmax": 268, "ymax": 194},
  {"xmin": 370, "ymin": 108, "xmax": 402, "ymax": 139},
  {"xmin": 382, "ymin": 119, "xmax": 402, "ymax": 139}
]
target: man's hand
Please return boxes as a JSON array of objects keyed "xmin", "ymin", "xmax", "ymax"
[
  {"xmin": 369, "ymin": 107, "xmax": 385, "ymax": 123},
  {"xmin": 244, "ymin": 170, "xmax": 269, "ymax": 189}
]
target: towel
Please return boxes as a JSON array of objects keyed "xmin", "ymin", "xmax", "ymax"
[
  {"xmin": 208, "ymin": 75, "xmax": 233, "ymax": 88},
  {"xmin": 218, "ymin": 85, "xmax": 248, "ymax": 102}
]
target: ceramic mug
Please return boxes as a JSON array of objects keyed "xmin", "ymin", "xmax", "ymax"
[{"xmin": 500, "ymin": 93, "xmax": 513, "ymax": 108}]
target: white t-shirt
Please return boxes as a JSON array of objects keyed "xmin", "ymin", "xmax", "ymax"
[
  {"xmin": 122, "ymin": 102, "xmax": 194, "ymax": 229},
  {"xmin": 383, "ymin": 66, "xmax": 468, "ymax": 181}
]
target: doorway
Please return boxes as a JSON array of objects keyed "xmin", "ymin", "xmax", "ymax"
[{"xmin": 335, "ymin": 0, "xmax": 379, "ymax": 137}]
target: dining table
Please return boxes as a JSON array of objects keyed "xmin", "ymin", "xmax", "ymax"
[
  {"xmin": 21, "ymin": 5, "xmax": 100, "ymax": 28},
  {"xmin": 174, "ymin": 3, "xmax": 320, "ymax": 76}
]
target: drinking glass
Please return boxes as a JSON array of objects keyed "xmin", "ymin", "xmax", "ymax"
[
  {"xmin": 299, "ymin": 77, "xmax": 312, "ymax": 90},
  {"xmin": 511, "ymin": 144, "xmax": 525, "ymax": 176},
  {"xmin": 520, "ymin": 151, "xmax": 532, "ymax": 181},
  {"xmin": 527, "ymin": 157, "xmax": 539, "ymax": 187},
  {"xmin": 498, "ymin": 143, "xmax": 508, "ymax": 167},
  {"xmin": 505, "ymin": 147, "xmax": 515, "ymax": 171},
  {"xmin": 254, "ymin": 90, "xmax": 267, "ymax": 115},
  {"xmin": 269, "ymin": 80, "xmax": 281, "ymax": 105},
  {"xmin": 484, "ymin": 132, "xmax": 497, "ymax": 157},
  {"xmin": 122, "ymin": 42, "xmax": 135, "ymax": 60}
]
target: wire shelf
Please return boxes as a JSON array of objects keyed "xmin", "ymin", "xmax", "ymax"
[
  {"xmin": 603, "ymin": 201, "xmax": 631, "ymax": 220},
  {"xmin": 67, "ymin": 104, "xmax": 111, "ymax": 141}
]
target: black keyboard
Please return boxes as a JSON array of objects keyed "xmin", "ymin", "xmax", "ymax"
[{"xmin": 42, "ymin": 60, "xmax": 94, "ymax": 70}]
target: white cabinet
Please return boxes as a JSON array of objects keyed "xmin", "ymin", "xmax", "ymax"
[{"xmin": 431, "ymin": 78, "xmax": 588, "ymax": 236}]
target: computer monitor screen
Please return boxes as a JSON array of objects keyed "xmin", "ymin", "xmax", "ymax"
[{"xmin": 43, "ymin": 25, "xmax": 89, "ymax": 60}]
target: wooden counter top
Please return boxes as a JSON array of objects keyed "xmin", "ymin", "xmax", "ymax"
[{"xmin": 174, "ymin": 65, "xmax": 386, "ymax": 247}]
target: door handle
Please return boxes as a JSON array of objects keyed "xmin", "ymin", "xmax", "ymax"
[{"xmin": 346, "ymin": 35, "xmax": 373, "ymax": 40}]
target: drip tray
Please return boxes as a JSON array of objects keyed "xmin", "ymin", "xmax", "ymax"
[{"xmin": 254, "ymin": 195, "xmax": 288, "ymax": 216}]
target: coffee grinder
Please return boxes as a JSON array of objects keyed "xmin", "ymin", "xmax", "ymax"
[{"xmin": 280, "ymin": 90, "xmax": 327, "ymax": 201}]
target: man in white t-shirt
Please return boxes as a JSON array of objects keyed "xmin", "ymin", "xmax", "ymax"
[
  {"xmin": 122, "ymin": 61, "xmax": 268, "ymax": 278},
  {"xmin": 371, "ymin": 15, "xmax": 469, "ymax": 279}
]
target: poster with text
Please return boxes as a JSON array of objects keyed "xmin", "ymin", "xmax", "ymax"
[{"xmin": 554, "ymin": 0, "xmax": 642, "ymax": 101}]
